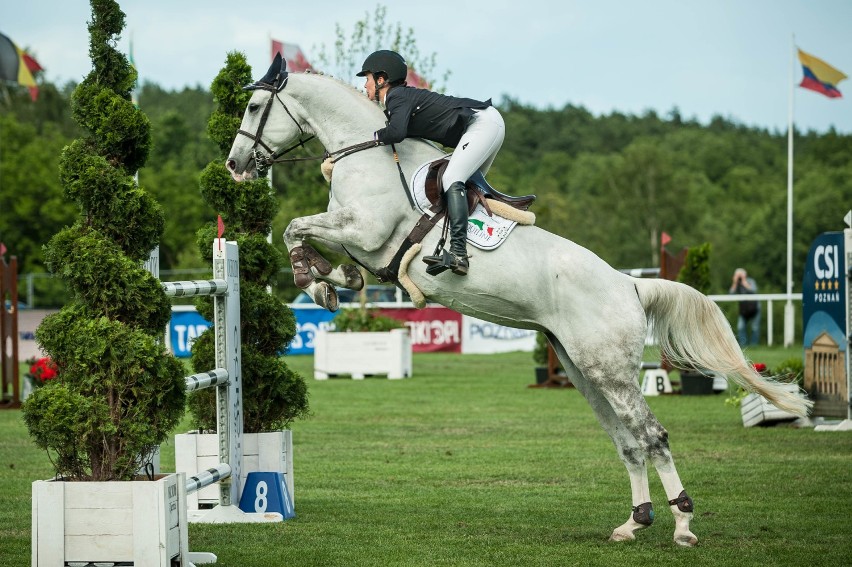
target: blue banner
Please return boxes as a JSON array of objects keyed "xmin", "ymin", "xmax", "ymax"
[
  {"xmin": 287, "ymin": 307, "xmax": 338, "ymax": 355},
  {"xmin": 169, "ymin": 306, "xmax": 338, "ymax": 357},
  {"xmin": 170, "ymin": 310, "xmax": 213, "ymax": 358},
  {"xmin": 803, "ymin": 231, "xmax": 846, "ymax": 351}
]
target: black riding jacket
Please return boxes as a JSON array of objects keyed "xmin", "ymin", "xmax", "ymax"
[{"xmin": 375, "ymin": 86, "xmax": 491, "ymax": 148}]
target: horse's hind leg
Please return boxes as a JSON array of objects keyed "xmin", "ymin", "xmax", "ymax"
[
  {"xmin": 550, "ymin": 334, "xmax": 698, "ymax": 547},
  {"xmin": 597, "ymin": 381, "xmax": 698, "ymax": 546},
  {"xmin": 547, "ymin": 336, "xmax": 655, "ymax": 541}
]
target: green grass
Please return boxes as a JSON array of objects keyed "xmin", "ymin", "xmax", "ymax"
[{"xmin": 3, "ymin": 347, "xmax": 852, "ymax": 566}]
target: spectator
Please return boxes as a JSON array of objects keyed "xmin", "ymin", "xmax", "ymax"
[{"xmin": 729, "ymin": 268, "xmax": 760, "ymax": 346}]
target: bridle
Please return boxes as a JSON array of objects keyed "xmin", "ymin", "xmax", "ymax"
[{"xmin": 236, "ymin": 77, "xmax": 380, "ymax": 177}]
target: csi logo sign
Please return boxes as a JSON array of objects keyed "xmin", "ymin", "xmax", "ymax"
[{"xmin": 814, "ymin": 244, "xmax": 840, "ymax": 279}]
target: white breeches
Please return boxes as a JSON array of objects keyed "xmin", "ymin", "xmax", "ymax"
[{"xmin": 441, "ymin": 106, "xmax": 505, "ymax": 189}]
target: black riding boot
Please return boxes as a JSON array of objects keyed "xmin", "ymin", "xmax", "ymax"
[{"xmin": 423, "ymin": 182, "xmax": 470, "ymax": 276}]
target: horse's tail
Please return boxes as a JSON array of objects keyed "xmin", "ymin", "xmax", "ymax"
[{"xmin": 634, "ymin": 278, "xmax": 812, "ymax": 416}]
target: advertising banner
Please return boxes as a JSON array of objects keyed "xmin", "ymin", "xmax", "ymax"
[
  {"xmin": 379, "ymin": 307, "xmax": 462, "ymax": 353},
  {"xmin": 461, "ymin": 317, "xmax": 537, "ymax": 354},
  {"xmin": 802, "ymin": 230, "xmax": 848, "ymax": 417},
  {"xmin": 803, "ymin": 231, "xmax": 846, "ymax": 349},
  {"xmin": 169, "ymin": 308, "xmax": 212, "ymax": 358},
  {"xmin": 169, "ymin": 305, "xmax": 535, "ymax": 357},
  {"xmin": 288, "ymin": 306, "xmax": 338, "ymax": 355}
]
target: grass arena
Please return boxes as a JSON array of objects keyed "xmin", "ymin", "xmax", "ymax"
[{"xmin": 3, "ymin": 346, "xmax": 851, "ymax": 566}]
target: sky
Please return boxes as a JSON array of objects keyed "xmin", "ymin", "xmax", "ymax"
[{"xmin": 4, "ymin": 0, "xmax": 852, "ymax": 134}]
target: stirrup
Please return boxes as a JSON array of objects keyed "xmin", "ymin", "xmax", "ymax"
[{"xmin": 423, "ymin": 250, "xmax": 468, "ymax": 276}]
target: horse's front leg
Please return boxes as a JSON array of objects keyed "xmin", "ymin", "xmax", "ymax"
[{"xmin": 284, "ymin": 208, "xmax": 392, "ymax": 311}]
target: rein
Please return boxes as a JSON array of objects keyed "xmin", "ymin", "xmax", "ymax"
[{"xmin": 236, "ymin": 80, "xmax": 381, "ymax": 176}]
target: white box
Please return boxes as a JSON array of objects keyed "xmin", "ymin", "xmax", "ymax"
[
  {"xmin": 175, "ymin": 430, "xmax": 293, "ymax": 512},
  {"xmin": 741, "ymin": 384, "xmax": 803, "ymax": 427},
  {"xmin": 32, "ymin": 474, "xmax": 186, "ymax": 566},
  {"xmin": 314, "ymin": 329, "xmax": 412, "ymax": 379}
]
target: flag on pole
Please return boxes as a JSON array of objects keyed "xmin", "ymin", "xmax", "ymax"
[
  {"xmin": 661, "ymin": 232, "xmax": 672, "ymax": 247},
  {"xmin": 0, "ymin": 32, "xmax": 42, "ymax": 101},
  {"xmin": 406, "ymin": 67, "xmax": 429, "ymax": 89},
  {"xmin": 217, "ymin": 215, "xmax": 225, "ymax": 251},
  {"xmin": 797, "ymin": 48, "xmax": 847, "ymax": 99},
  {"xmin": 0, "ymin": 242, "xmax": 6, "ymax": 256},
  {"xmin": 271, "ymin": 39, "xmax": 313, "ymax": 71}
]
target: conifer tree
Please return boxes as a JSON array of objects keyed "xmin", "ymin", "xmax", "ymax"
[
  {"xmin": 22, "ymin": 0, "xmax": 185, "ymax": 481},
  {"xmin": 188, "ymin": 52, "xmax": 308, "ymax": 432}
]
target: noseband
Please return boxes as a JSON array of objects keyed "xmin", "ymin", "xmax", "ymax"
[{"xmin": 237, "ymin": 78, "xmax": 381, "ymax": 176}]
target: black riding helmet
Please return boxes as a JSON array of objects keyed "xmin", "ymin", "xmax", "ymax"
[{"xmin": 356, "ymin": 50, "xmax": 408, "ymax": 83}]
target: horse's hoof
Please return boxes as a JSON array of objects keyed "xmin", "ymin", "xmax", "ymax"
[
  {"xmin": 609, "ymin": 530, "xmax": 636, "ymax": 543},
  {"xmin": 341, "ymin": 264, "xmax": 364, "ymax": 290},
  {"xmin": 674, "ymin": 532, "xmax": 698, "ymax": 547},
  {"xmin": 315, "ymin": 282, "xmax": 339, "ymax": 312}
]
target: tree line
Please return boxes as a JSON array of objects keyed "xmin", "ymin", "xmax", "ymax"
[{"xmin": 2, "ymin": 78, "xmax": 850, "ymax": 308}]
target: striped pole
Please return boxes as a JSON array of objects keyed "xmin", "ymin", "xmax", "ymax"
[
  {"xmin": 185, "ymin": 368, "xmax": 230, "ymax": 392},
  {"xmin": 162, "ymin": 279, "xmax": 228, "ymax": 298},
  {"xmin": 620, "ymin": 268, "xmax": 660, "ymax": 278},
  {"xmin": 186, "ymin": 463, "xmax": 232, "ymax": 494}
]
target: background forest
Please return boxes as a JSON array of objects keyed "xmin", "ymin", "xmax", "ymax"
[{"xmin": 2, "ymin": 76, "xmax": 851, "ymax": 314}]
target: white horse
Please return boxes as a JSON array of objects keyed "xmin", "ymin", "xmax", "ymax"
[{"xmin": 226, "ymin": 56, "xmax": 811, "ymax": 546}]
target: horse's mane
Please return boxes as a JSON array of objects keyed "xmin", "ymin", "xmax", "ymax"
[
  {"xmin": 292, "ymin": 70, "xmax": 387, "ymax": 123},
  {"xmin": 289, "ymin": 70, "xmax": 444, "ymax": 157}
]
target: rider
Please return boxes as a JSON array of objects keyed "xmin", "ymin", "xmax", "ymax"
[{"xmin": 357, "ymin": 49, "xmax": 505, "ymax": 276}]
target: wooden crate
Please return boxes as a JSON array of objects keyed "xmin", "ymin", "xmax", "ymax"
[
  {"xmin": 741, "ymin": 384, "xmax": 803, "ymax": 427},
  {"xmin": 32, "ymin": 474, "xmax": 186, "ymax": 566},
  {"xmin": 176, "ymin": 430, "xmax": 293, "ymax": 511},
  {"xmin": 314, "ymin": 329, "xmax": 412, "ymax": 379}
]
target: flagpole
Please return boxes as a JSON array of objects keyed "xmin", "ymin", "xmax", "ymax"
[
  {"xmin": 268, "ymin": 32, "xmax": 274, "ymax": 216},
  {"xmin": 267, "ymin": 34, "xmax": 274, "ymax": 292},
  {"xmin": 784, "ymin": 33, "xmax": 795, "ymax": 347}
]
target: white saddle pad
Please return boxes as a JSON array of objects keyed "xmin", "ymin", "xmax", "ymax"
[{"xmin": 410, "ymin": 161, "xmax": 518, "ymax": 251}]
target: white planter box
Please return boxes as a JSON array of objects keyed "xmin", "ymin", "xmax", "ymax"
[
  {"xmin": 175, "ymin": 430, "xmax": 293, "ymax": 511},
  {"xmin": 32, "ymin": 473, "xmax": 188, "ymax": 566},
  {"xmin": 741, "ymin": 384, "xmax": 803, "ymax": 427},
  {"xmin": 314, "ymin": 329, "xmax": 412, "ymax": 379}
]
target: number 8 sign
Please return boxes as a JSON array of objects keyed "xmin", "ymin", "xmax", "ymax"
[{"xmin": 239, "ymin": 472, "xmax": 295, "ymax": 519}]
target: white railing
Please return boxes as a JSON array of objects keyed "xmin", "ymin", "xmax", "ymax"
[{"xmin": 707, "ymin": 293, "xmax": 803, "ymax": 346}]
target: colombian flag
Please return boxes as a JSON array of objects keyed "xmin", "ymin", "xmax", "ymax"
[
  {"xmin": 798, "ymin": 48, "xmax": 847, "ymax": 99},
  {"xmin": 0, "ymin": 32, "xmax": 42, "ymax": 101}
]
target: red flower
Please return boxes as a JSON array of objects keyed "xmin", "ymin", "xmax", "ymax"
[
  {"xmin": 28, "ymin": 357, "xmax": 58, "ymax": 382},
  {"xmin": 752, "ymin": 363, "xmax": 767, "ymax": 373}
]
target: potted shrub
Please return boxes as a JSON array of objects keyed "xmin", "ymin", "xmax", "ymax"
[
  {"xmin": 23, "ymin": 1, "xmax": 188, "ymax": 563},
  {"xmin": 675, "ymin": 242, "xmax": 716, "ymax": 395},
  {"xmin": 314, "ymin": 307, "xmax": 412, "ymax": 379},
  {"xmin": 175, "ymin": 51, "xmax": 309, "ymax": 512}
]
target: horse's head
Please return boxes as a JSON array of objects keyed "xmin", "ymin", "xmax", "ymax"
[{"xmin": 226, "ymin": 53, "xmax": 306, "ymax": 181}]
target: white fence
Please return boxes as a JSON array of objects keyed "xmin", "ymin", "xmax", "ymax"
[{"xmin": 707, "ymin": 293, "xmax": 803, "ymax": 347}]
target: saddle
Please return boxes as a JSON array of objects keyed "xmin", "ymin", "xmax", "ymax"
[{"xmin": 424, "ymin": 159, "xmax": 536, "ymax": 215}]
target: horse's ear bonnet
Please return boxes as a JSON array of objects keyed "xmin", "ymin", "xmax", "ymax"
[{"xmin": 245, "ymin": 52, "xmax": 288, "ymax": 92}]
